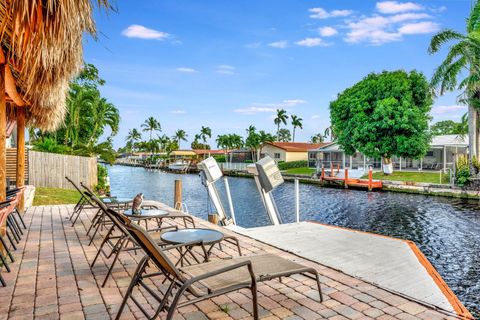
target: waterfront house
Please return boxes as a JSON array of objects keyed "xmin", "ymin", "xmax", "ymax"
[
  {"xmin": 262, "ymin": 142, "xmax": 327, "ymax": 162},
  {"xmin": 308, "ymin": 134, "xmax": 468, "ymax": 171},
  {"xmin": 193, "ymin": 149, "xmax": 225, "ymax": 159}
]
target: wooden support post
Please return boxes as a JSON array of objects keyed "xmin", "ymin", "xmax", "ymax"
[
  {"xmin": 330, "ymin": 162, "xmax": 333, "ymax": 177},
  {"xmin": 16, "ymin": 106, "xmax": 25, "ymax": 212},
  {"xmin": 344, "ymin": 168, "xmax": 348, "ymax": 189},
  {"xmin": 174, "ymin": 179, "xmax": 182, "ymax": 208},
  {"xmin": 336, "ymin": 163, "xmax": 340, "ymax": 174},
  {"xmin": 321, "ymin": 166, "xmax": 325, "ymax": 181},
  {"xmin": 0, "ymin": 63, "xmax": 6, "ymax": 202},
  {"xmin": 369, "ymin": 169, "xmax": 373, "ymax": 190}
]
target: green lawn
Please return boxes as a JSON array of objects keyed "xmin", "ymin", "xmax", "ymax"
[
  {"xmin": 284, "ymin": 167, "xmax": 316, "ymax": 175},
  {"xmin": 363, "ymin": 171, "xmax": 450, "ymax": 184},
  {"xmin": 33, "ymin": 187, "xmax": 81, "ymax": 206}
]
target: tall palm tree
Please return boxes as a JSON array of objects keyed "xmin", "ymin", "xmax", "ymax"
[
  {"xmin": 64, "ymin": 84, "xmax": 96, "ymax": 147},
  {"xmin": 274, "ymin": 109, "xmax": 289, "ymax": 140},
  {"xmin": 216, "ymin": 134, "xmax": 229, "ymax": 158},
  {"xmin": 258, "ymin": 130, "xmax": 274, "ymax": 160},
  {"xmin": 429, "ymin": 0, "xmax": 480, "ymax": 160},
  {"xmin": 290, "ymin": 115, "xmax": 303, "ymax": 142},
  {"xmin": 173, "ymin": 129, "xmax": 188, "ymax": 148},
  {"xmin": 310, "ymin": 133, "xmax": 324, "ymax": 143},
  {"xmin": 126, "ymin": 128, "xmax": 141, "ymax": 152},
  {"xmin": 141, "ymin": 117, "xmax": 162, "ymax": 141},
  {"xmin": 199, "ymin": 126, "xmax": 212, "ymax": 150},
  {"xmin": 228, "ymin": 134, "xmax": 244, "ymax": 162},
  {"xmin": 277, "ymin": 128, "xmax": 292, "ymax": 142},
  {"xmin": 88, "ymin": 96, "xmax": 120, "ymax": 146}
]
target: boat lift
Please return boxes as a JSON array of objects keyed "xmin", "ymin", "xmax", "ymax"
[
  {"xmin": 198, "ymin": 157, "xmax": 236, "ymax": 225},
  {"xmin": 199, "ymin": 156, "xmax": 300, "ymax": 227}
]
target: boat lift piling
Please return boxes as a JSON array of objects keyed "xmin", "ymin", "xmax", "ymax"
[{"xmin": 320, "ymin": 163, "xmax": 382, "ymax": 190}]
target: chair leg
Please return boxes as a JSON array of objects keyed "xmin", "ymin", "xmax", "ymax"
[
  {"xmin": 90, "ymin": 225, "xmax": 115, "ymax": 268},
  {"xmin": 87, "ymin": 209, "xmax": 103, "ymax": 236},
  {"xmin": 311, "ymin": 270, "xmax": 323, "ymax": 302},
  {"xmin": 15, "ymin": 209, "xmax": 27, "ymax": 229},
  {"xmin": 11, "ymin": 214, "xmax": 23, "ymax": 236},
  {"xmin": 101, "ymin": 237, "xmax": 127, "ymax": 287},
  {"xmin": 115, "ymin": 255, "xmax": 150, "ymax": 320},
  {"xmin": 0, "ymin": 272, "xmax": 5, "ymax": 287},
  {"xmin": 251, "ymin": 280, "xmax": 259, "ymax": 320},
  {"xmin": 166, "ymin": 283, "xmax": 190, "ymax": 320},
  {"xmin": 7, "ymin": 218, "xmax": 20, "ymax": 243},
  {"xmin": 5, "ymin": 231, "xmax": 17, "ymax": 251},
  {"xmin": 0, "ymin": 251, "xmax": 11, "ymax": 272},
  {"xmin": 0, "ymin": 235, "xmax": 14, "ymax": 262},
  {"xmin": 88, "ymin": 216, "xmax": 104, "ymax": 246},
  {"xmin": 71, "ymin": 202, "xmax": 85, "ymax": 227}
]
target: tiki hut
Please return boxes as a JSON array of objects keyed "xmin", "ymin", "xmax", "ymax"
[{"xmin": 0, "ymin": 0, "xmax": 107, "ymax": 201}]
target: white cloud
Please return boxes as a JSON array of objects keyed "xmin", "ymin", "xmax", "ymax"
[
  {"xmin": 398, "ymin": 21, "xmax": 440, "ymax": 34},
  {"xmin": 169, "ymin": 110, "xmax": 186, "ymax": 114},
  {"xmin": 216, "ymin": 65, "xmax": 235, "ymax": 75},
  {"xmin": 122, "ymin": 25, "xmax": 170, "ymax": 40},
  {"xmin": 318, "ymin": 26, "xmax": 338, "ymax": 37},
  {"xmin": 176, "ymin": 67, "xmax": 197, "ymax": 73},
  {"xmin": 431, "ymin": 105, "xmax": 466, "ymax": 115},
  {"xmin": 376, "ymin": 1, "xmax": 423, "ymax": 14},
  {"xmin": 345, "ymin": 11, "xmax": 437, "ymax": 44},
  {"xmin": 309, "ymin": 8, "xmax": 353, "ymax": 19},
  {"xmin": 233, "ymin": 99, "xmax": 307, "ymax": 115},
  {"xmin": 311, "ymin": 115, "xmax": 320, "ymax": 119},
  {"xmin": 268, "ymin": 40, "xmax": 288, "ymax": 48},
  {"xmin": 295, "ymin": 38, "xmax": 331, "ymax": 47},
  {"xmin": 233, "ymin": 107, "xmax": 277, "ymax": 115}
]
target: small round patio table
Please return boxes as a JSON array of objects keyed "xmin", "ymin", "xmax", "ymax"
[
  {"xmin": 161, "ymin": 228, "xmax": 224, "ymax": 266},
  {"xmin": 123, "ymin": 209, "xmax": 169, "ymax": 231}
]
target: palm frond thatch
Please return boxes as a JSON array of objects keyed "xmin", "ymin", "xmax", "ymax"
[{"xmin": 0, "ymin": 0, "xmax": 108, "ymax": 131}]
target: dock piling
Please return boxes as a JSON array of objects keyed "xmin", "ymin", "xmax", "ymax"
[{"xmin": 174, "ymin": 179, "xmax": 182, "ymax": 208}]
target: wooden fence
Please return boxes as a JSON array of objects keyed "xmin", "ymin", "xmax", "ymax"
[
  {"xmin": 28, "ymin": 151, "xmax": 97, "ymax": 190},
  {"xmin": 6, "ymin": 148, "xmax": 29, "ymax": 185}
]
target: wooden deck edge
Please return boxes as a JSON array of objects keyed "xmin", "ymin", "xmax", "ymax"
[{"xmin": 306, "ymin": 221, "xmax": 473, "ymax": 320}]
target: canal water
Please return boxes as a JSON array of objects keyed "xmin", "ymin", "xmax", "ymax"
[{"xmin": 108, "ymin": 165, "xmax": 480, "ymax": 316}]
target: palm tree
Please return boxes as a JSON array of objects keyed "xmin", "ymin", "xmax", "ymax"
[
  {"xmin": 290, "ymin": 115, "xmax": 303, "ymax": 142},
  {"xmin": 88, "ymin": 95, "xmax": 120, "ymax": 146},
  {"xmin": 277, "ymin": 128, "xmax": 292, "ymax": 142},
  {"xmin": 429, "ymin": 0, "xmax": 480, "ymax": 160},
  {"xmin": 173, "ymin": 129, "xmax": 188, "ymax": 148},
  {"xmin": 323, "ymin": 126, "xmax": 335, "ymax": 141},
  {"xmin": 228, "ymin": 134, "xmax": 244, "ymax": 162},
  {"xmin": 258, "ymin": 130, "xmax": 275, "ymax": 160},
  {"xmin": 141, "ymin": 116, "xmax": 162, "ymax": 141},
  {"xmin": 245, "ymin": 126, "xmax": 259, "ymax": 160},
  {"xmin": 64, "ymin": 84, "xmax": 96, "ymax": 147},
  {"xmin": 274, "ymin": 109, "xmax": 289, "ymax": 140},
  {"xmin": 199, "ymin": 126, "xmax": 212, "ymax": 150},
  {"xmin": 126, "ymin": 128, "xmax": 142, "ymax": 152},
  {"xmin": 310, "ymin": 133, "xmax": 324, "ymax": 143}
]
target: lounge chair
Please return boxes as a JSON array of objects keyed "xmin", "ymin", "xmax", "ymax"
[
  {"xmin": 89, "ymin": 196, "xmax": 177, "ymax": 287},
  {"xmin": 115, "ymin": 220, "xmax": 323, "ymax": 320},
  {"xmin": 65, "ymin": 176, "xmax": 97, "ymax": 226}
]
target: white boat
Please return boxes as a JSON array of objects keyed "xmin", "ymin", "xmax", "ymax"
[{"xmin": 168, "ymin": 159, "xmax": 190, "ymax": 172}]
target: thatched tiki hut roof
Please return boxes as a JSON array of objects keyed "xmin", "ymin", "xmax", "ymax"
[{"xmin": 0, "ymin": 0, "xmax": 108, "ymax": 130}]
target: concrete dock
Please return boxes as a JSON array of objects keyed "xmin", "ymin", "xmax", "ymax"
[{"xmin": 230, "ymin": 221, "xmax": 472, "ymax": 319}]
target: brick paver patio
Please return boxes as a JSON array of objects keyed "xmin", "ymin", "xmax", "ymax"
[{"xmin": 0, "ymin": 205, "xmax": 463, "ymax": 320}]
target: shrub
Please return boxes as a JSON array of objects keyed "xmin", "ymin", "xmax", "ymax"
[
  {"xmin": 244, "ymin": 160, "xmax": 253, "ymax": 163},
  {"xmin": 213, "ymin": 155, "xmax": 226, "ymax": 163},
  {"xmin": 278, "ymin": 160, "xmax": 308, "ymax": 170},
  {"xmin": 96, "ymin": 164, "xmax": 109, "ymax": 194},
  {"xmin": 455, "ymin": 155, "xmax": 470, "ymax": 186}
]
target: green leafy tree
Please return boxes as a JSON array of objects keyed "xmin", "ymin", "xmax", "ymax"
[
  {"xmin": 258, "ymin": 130, "xmax": 275, "ymax": 160},
  {"xmin": 310, "ymin": 133, "xmax": 324, "ymax": 143},
  {"xmin": 216, "ymin": 134, "xmax": 230, "ymax": 158},
  {"xmin": 173, "ymin": 129, "xmax": 188, "ymax": 148},
  {"xmin": 141, "ymin": 117, "xmax": 162, "ymax": 141},
  {"xmin": 277, "ymin": 128, "xmax": 292, "ymax": 142},
  {"xmin": 290, "ymin": 115, "xmax": 303, "ymax": 142},
  {"xmin": 330, "ymin": 70, "xmax": 432, "ymax": 173},
  {"xmin": 245, "ymin": 126, "xmax": 260, "ymax": 160},
  {"xmin": 199, "ymin": 126, "xmax": 212, "ymax": 150},
  {"xmin": 430, "ymin": 115, "xmax": 468, "ymax": 136},
  {"xmin": 227, "ymin": 134, "xmax": 244, "ymax": 162},
  {"xmin": 75, "ymin": 139, "xmax": 116, "ymax": 164},
  {"xmin": 126, "ymin": 128, "xmax": 142, "ymax": 152},
  {"xmin": 274, "ymin": 109, "xmax": 288, "ymax": 140},
  {"xmin": 88, "ymin": 95, "xmax": 120, "ymax": 146},
  {"xmin": 429, "ymin": 0, "xmax": 480, "ymax": 160}
]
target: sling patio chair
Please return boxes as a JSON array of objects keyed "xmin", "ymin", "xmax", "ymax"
[
  {"xmin": 89, "ymin": 195, "xmax": 178, "ymax": 287},
  {"xmin": 115, "ymin": 220, "xmax": 323, "ymax": 320},
  {"xmin": 65, "ymin": 176, "xmax": 98, "ymax": 226}
]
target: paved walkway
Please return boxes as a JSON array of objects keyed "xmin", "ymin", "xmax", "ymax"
[{"xmin": 0, "ymin": 205, "xmax": 464, "ymax": 320}]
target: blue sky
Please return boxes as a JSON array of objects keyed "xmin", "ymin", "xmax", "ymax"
[{"xmin": 84, "ymin": 0, "xmax": 471, "ymax": 149}]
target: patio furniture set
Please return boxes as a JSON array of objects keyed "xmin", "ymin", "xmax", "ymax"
[
  {"xmin": 65, "ymin": 176, "xmax": 323, "ymax": 320},
  {"xmin": 0, "ymin": 187, "xmax": 27, "ymax": 287}
]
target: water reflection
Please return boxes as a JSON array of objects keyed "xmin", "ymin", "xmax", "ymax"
[{"xmin": 108, "ymin": 165, "xmax": 480, "ymax": 316}]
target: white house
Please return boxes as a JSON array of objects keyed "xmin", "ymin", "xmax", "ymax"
[{"xmin": 308, "ymin": 135, "xmax": 468, "ymax": 171}]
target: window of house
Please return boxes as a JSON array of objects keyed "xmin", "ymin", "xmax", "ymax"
[
  {"xmin": 274, "ymin": 153, "xmax": 281, "ymax": 159},
  {"xmin": 426, "ymin": 151, "xmax": 434, "ymax": 157},
  {"xmin": 309, "ymin": 153, "xmax": 316, "ymax": 159}
]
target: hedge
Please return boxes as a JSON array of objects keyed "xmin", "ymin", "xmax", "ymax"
[{"xmin": 278, "ymin": 160, "xmax": 308, "ymax": 170}]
